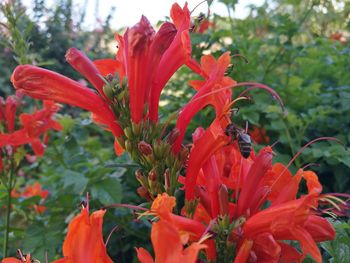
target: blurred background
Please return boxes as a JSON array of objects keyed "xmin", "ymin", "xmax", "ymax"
[{"xmin": 0, "ymin": 0, "xmax": 349, "ymax": 262}]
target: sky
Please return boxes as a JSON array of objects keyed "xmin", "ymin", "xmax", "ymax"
[{"xmin": 21, "ymin": 0, "xmax": 265, "ymax": 29}]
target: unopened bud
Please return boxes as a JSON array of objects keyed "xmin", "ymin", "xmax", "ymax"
[
  {"xmin": 148, "ymin": 170, "xmax": 157, "ymax": 181},
  {"xmin": 152, "ymin": 140, "xmax": 162, "ymax": 159},
  {"xmin": 218, "ymin": 184, "xmax": 229, "ymax": 216},
  {"xmin": 138, "ymin": 141, "xmax": 153, "ymax": 156},
  {"xmin": 167, "ymin": 128, "xmax": 180, "ymax": 144},
  {"xmin": 135, "ymin": 170, "xmax": 144, "ymax": 182},
  {"xmin": 123, "ymin": 127, "xmax": 133, "ymax": 139},
  {"xmin": 102, "ymin": 84, "xmax": 114, "ymax": 100},
  {"xmin": 136, "ymin": 186, "xmax": 152, "ymax": 201},
  {"xmin": 125, "ymin": 140, "xmax": 132, "ymax": 152},
  {"xmin": 164, "ymin": 169, "xmax": 170, "ymax": 190},
  {"xmin": 132, "ymin": 122, "xmax": 141, "ymax": 137}
]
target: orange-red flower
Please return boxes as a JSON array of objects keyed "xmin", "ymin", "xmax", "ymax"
[
  {"xmin": 182, "ymin": 120, "xmax": 336, "ymax": 262},
  {"xmin": 172, "ymin": 52, "xmax": 236, "ymax": 153},
  {"xmin": 2, "ymin": 254, "xmax": 31, "ymax": 263},
  {"xmin": 11, "ymin": 182, "xmax": 49, "ymax": 214},
  {"xmin": 11, "ymin": 65, "xmax": 122, "ymax": 138},
  {"xmin": 137, "ymin": 193, "xmax": 212, "ymax": 262},
  {"xmin": 136, "ymin": 219, "xmax": 206, "ymax": 263},
  {"xmin": 52, "ymin": 206, "xmax": 113, "ymax": 263},
  {"xmin": 93, "ymin": 3, "xmax": 193, "ymax": 124},
  {"xmin": 0, "ymin": 100, "xmax": 62, "ymax": 156}
]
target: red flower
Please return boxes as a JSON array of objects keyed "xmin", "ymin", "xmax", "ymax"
[
  {"xmin": 136, "ymin": 219, "xmax": 206, "ymax": 263},
  {"xmin": 182, "ymin": 122, "xmax": 336, "ymax": 262},
  {"xmin": 11, "ymin": 66, "xmax": 122, "ymax": 138},
  {"xmin": 172, "ymin": 52, "xmax": 236, "ymax": 153},
  {"xmin": 93, "ymin": 3, "xmax": 192, "ymax": 124},
  {"xmin": 11, "ymin": 182, "xmax": 49, "ymax": 214},
  {"xmin": 52, "ymin": 206, "xmax": 113, "ymax": 263},
  {"xmin": 2, "ymin": 254, "xmax": 31, "ymax": 263},
  {"xmin": 0, "ymin": 100, "xmax": 62, "ymax": 156},
  {"xmin": 137, "ymin": 193, "xmax": 213, "ymax": 262}
]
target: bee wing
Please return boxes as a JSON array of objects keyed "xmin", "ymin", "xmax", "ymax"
[{"xmin": 239, "ymin": 132, "xmax": 251, "ymax": 143}]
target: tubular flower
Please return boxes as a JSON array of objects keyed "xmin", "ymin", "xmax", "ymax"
[
  {"xmin": 173, "ymin": 52, "xmax": 236, "ymax": 153},
  {"xmin": 52, "ymin": 206, "xmax": 113, "ymax": 263},
  {"xmin": 139, "ymin": 193, "xmax": 216, "ymax": 261},
  {"xmin": 181, "ymin": 122, "xmax": 337, "ymax": 262},
  {"xmin": 11, "ymin": 65, "xmax": 122, "ymax": 138},
  {"xmin": 93, "ymin": 3, "xmax": 192, "ymax": 124},
  {"xmin": 136, "ymin": 219, "xmax": 206, "ymax": 263}
]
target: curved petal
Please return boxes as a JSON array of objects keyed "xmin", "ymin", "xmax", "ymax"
[
  {"xmin": 136, "ymin": 247, "xmax": 154, "ymax": 263},
  {"xmin": 184, "ymin": 118, "xmax": 230, "ymax": 200},
  {"xmin": 65, "ymin": 48, "xmax": 106, "ymax": 97},
  {"xmin": 304, "ymin": 215, "xmax": 335, "ymax": 242},
  {"xmin": 93, "ymin": 59, "xmax": 125, "ymax": 81},
  {"xmin": 149, "ymin": 3, "xmax": 191, "ymax": 121},
  {"xmin": 60, "ymin": 208, "xmax": 113, "ymax": 263}
]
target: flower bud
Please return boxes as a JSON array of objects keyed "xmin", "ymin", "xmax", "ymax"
[
  {"xmin": 125, "ymin": 139, "xmax": 132, "ymax": 152},
  {"xmin": 102, "ymin": 84, "xmax": 114, "ymax": 100},
  {"xmin": 148, "ymin": 170, "xmax": 157, "ymax": 181},
  {"xmin": 132, "ymin": 122, "xmax": 141, "ymax": 137},
  {"xmin": 136, "ymin": 186, "xmax": 152, "ymax": 201},
  {"xmin": 138, "ymin": 141, "xmax": 153, "ymax": 156},
  {"xmin": 123, "ymin": 127, "xmax": 133, "ymax": 140},
  {"xmin": 167, "ymin": 128, "xmax": 180, "ymax": 144},
  {"xmin": 164, "ymin": 168, "xmax": 170, "ymax": 190}
]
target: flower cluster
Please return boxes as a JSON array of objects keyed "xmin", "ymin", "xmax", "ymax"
[
  {"xmin": 3, "ymin": 2, "xmax": 348, "ymax": 263},
  {"xmin": 0, "ymin": 96, "xmax": 62, "ymax": 165}
]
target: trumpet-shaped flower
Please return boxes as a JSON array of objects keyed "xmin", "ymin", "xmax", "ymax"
[{"xmin": 53, "ymin": 206, "xmax": 113, "ymax": 263}]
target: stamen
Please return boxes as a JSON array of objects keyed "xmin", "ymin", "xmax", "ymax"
[
  {"xmin": 270, "ymin": 137, "xmax": 345, "ymax": 192},
  {"xmin": 105, "ymin": 225, "xmax": 119, "ymax": 246},
  {"xmin": 301, "ymin": 162, "xmax": 320, "ymax": 170},
  {"xmin": 17, "ymin": 249, "xmax": 25, "ymax": 261}
]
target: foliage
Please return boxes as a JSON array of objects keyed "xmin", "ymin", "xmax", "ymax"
[
  {"xmin": 0, "ymin": 0, "xmax": 349, "ymax": 262},
  {"xmin": 191, "ymin": 0, "xmax": 350, "ymax": 193}
]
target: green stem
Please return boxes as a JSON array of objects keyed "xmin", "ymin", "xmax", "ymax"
[{"xmin": 3, "ymin": 162, "xmax": 14, "ymax": 258}]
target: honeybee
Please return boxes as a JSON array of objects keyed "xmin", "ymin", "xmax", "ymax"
[{"xmin": 225, "ymin": 124, "xmax": 252, "ymax": 159}]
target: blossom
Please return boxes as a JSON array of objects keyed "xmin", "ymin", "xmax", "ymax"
[
  {"xmin": 137, "ymin": 193, "xmax": 213, "ymax": 262},
  {"xmin": 182, "ymin": 121, "xmax": 336, "ymax": 262},
  {"xmin": 52, "ymin": 206, "xmax": 113, "ymax": 263},
  {"xmin": 93, "ymin": 3, "xmax": 192, "ymax": 124},
  {"xmin": 11, "ymin": 65, "xmax": 122, "ymax": 138},
  {"xmin": 136, "ymin": 219, "xmax": 206, "ymax": 263},
  {"xmin": 11, "ymin": 182, "xmax": 49, "ymax": 214},
  {"xmin": 0, "ymin": 100, "xmax": 62, "ymax": 156},
  {"xmin": 172, "ymin": 52, "xmax": 236, "ymax": 153},
  {"xmin": 2, "ymin": 254, "xmax": 31, "ymax": 263}
]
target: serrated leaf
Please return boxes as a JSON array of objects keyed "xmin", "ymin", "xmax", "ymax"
[{"xmin": 91, "ymin": 177, "xmax": 122, "ymax": 205}]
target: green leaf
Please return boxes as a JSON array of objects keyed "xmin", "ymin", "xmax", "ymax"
[
  {"xmin": 91, "ymin": 177, "xmax": 122, "ymax": 205},
  {"xmin": 62, "ymin": 170, "xmax": 88, "ymax": 193}
]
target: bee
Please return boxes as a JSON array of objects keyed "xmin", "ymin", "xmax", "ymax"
[{"xmin": 225, "ymin": 124, "xmax": 252, "ymax": 159}]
